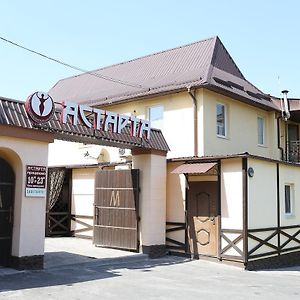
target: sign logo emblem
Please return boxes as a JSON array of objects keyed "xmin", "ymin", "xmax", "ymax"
[{"xmin": 25, "ymin": 92, "xmax": 55, "ymax": 123}]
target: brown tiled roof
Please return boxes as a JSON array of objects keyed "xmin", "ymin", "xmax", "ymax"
[
  {"xmin": 0, "ymin": 97, "xmax": 169, "ymax": 152},
  {"xmin": 271, "ymin": 96, "xmax": 300, "ymax": 111},
  {"xmin": 49, "ymin": 36, "xmax": 278, "ymax": 111},
  {"xmin": 171, "ymin": 162, "xmax": 217, "ymax": 174}
]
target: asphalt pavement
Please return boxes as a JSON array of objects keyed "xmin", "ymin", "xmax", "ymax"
[{"xmin": 0, "ymin": 238, "xmax": 300, "ymax": 299}]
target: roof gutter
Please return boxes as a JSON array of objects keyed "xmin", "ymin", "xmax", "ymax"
[{"xmin": 187, "ymin": 87, "xmax": 198, "ymax": 157}]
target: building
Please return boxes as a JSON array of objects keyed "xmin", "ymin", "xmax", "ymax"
[
  {"xmin": 2, "ymin": 36, "xmax": 300, "ymax": 270},
  {"xmin": 48, "ymin": 36, "xmax": 300, "ymax": 269},
  {"xmin": 0, "ymin": 95, "xmax": 169, "ymax": 269}
]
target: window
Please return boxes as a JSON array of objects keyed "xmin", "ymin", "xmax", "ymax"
[
  {"xmin": 216, "ymin": 103, "xmax": 226, "ymax": 137},
  {"xmin": 149, "ymin": 106, "xmax": 163, "ymax": 130},
  {"xmin": 284, "ymin": 184, "xmax": 293, "ymax": 215},
  {"xmin": 257, "ymin": 117, "xmax": 265, "ymax": 145}
]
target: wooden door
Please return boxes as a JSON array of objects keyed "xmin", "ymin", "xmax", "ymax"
[
  {"xmin": 0, "ymin": 158, "xmax": 15, "ymax": 267},
  {"xmin": 94, "ymin": 169, "xmax": 139, "ymax": 251},
  {"xmin": 187, "ymin": 181, "xmax": 219, "ymax": 258}
]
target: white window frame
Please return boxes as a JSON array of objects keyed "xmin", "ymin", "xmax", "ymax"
[
  {"xmin": 148, "ymin": 105, "xmax": 164, "ymax": 130},
  {"xmin": 284, "ymin": 184, "xmax": 294, "ymax": 216},
  {"xmin": 257, "ymin": 116, "xmax": 266, "ymax": 146},
  {"xmin": 216, "ymin": 103, "xmax": 227, "ymax": 138}
]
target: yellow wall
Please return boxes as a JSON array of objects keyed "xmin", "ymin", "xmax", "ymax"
[
  {"xmin": 0, "ymin": 136, "xmax": 49, "ymax": 257},
  {"xmin": 104, "ymin": 88, "xmax": 280, "ymax": 161},
  {"xmin": 248, "ymin": 158, "xmax": 277, "ymax": 229},
  {"xmin": 132, "ymin": 153, "xmax": 167, "ymax": 247},
  {"xmin": 106, "ymin": 92, "xmax": 195, "ymax": 159},
  {"xmin": 279, "ymin": 164, "xmax": 300, "ymax": 227},
  {"xmin": 221, "ymin": 158, "xmax": 243, "ymax": 230},
  {"xmin": 247, "ymin": 159, "xmax": 300, "ymax": 256},
  {"xmin": 202, "ymin": 90, "xmax": 279, "ymax": 159}
]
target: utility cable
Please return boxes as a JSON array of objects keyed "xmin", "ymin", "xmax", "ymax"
[{"xmin": 0, "ymin": 35, "xmax": 144, "ymax": 89}]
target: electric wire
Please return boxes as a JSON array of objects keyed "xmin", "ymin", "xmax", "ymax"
[{"xmin": 0, "ymin": 35, "xmax": 145, "ymax": 89}]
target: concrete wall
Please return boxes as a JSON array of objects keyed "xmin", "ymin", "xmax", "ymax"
[
  {"xmin": 132, "ymin": 153, "xmax": 167, "ymax": 248},
  {"xmin": 71, "ymin": 168, "xmax": 98, "ymax": 238},
  {"xmin": 0, "ymin": 136, "xmax": 49, "ymax": 258}
]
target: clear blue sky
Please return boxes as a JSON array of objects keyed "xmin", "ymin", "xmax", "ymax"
[{"xmin": 1, "ymin": 0, "xmax": 299, "ymax": 101}]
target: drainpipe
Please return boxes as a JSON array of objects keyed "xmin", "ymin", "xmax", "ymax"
[
  {"xmin": 277, "ymin": 116, "xmax": 284, "ymax": 160},
  {"xmin": 187, "ymin": 87, "xmax": 198, "ymax": 157},
  {"xmin": 281, "ymin": 90, "xmax": 290, "ymax": 161}
]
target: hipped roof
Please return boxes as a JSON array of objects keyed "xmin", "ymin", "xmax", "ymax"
[{"xmin": 49, "ymin": 36, "xmax": 277, "ymax": 111}]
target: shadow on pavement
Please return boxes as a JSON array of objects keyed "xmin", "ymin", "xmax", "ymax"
[{"xmin": 0, "ymin": 254, "xmax": 189, "ymax": 293}]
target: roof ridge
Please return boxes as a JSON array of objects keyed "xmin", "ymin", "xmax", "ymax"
[
  {"xmin": 212, "ymin": 37, "xmax": 245, "ymax": 80},
  {"xmin": 0, "ymin": 95, "xmax": 23, "ymax": 103},
  {"xmin": 206, "ymin": 36, "xmax": 219, "ymax": 84},
  {"xmin": 242, "ymin": 77, "xmax": 266, "ymax": 95},
  {"xmin": 52, "ymin": 36, "xmax": 217, "ymax": 85}
]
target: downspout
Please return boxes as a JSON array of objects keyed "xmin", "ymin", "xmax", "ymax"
[
  {"xmin": 280, "ymin": 90, "xmax": 290, "ymax": 161},
  {"xmin": 277, "ymin": 116, "xmax": 284, "ymax": 160},
  {"xmin": 187, "ymin": 87, "xmax": 198, "ymax": 157}
]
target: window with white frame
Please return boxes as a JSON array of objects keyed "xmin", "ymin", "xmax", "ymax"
[
  {"xmin": 216, "ymin": 103, "xmax": 226, "ymax": 137},
  {"xmin": 148, "ymin": 105, "xmax": 164, "ymax": 130},
  {"xmin": 284, "ymin": 184, "xmax": 294, "ymax": 215},
  {"xmin": 257, "ymin": 116, "xmax": 265, "ymax": 145}
]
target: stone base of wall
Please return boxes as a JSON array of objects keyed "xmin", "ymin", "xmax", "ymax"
[
  {"xmin": 246, "ymin": 251, "xmax": 300, "ymax": 271},
  {"xmin": 142, "ymin": 245, "xmax": 166, "ymax": 258},
  {"xmin": 10, "ymin": 255, "xmax": 44, "ymax": 270}
]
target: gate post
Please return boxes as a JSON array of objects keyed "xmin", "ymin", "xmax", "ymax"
[{"xmin": 132, "ymin": 149, "xmax": 167, "ymax": 258}]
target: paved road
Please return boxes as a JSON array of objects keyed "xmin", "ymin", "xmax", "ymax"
[{"xmin": 1, "ymin": 254, "xmax": 300, "ymax": 300}]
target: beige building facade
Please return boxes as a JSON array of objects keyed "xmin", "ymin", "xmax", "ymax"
[
  {"xmin": 0, "ymin": 123, "xmax": 53, "ymax": 269},
  {"xmin": 0, "ymin": 95, "xmax": 169, "ymax": 269},
  {"xmin": 5, "ymin": 36, "xmax": 300, "ymax": 271}
]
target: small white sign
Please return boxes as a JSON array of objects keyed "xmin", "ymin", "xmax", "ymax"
[{"xmin": 25, "ymin": 188, "xmax": 46, "ymax": 197}]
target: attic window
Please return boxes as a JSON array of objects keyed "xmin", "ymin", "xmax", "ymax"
[
  {"xmin": 260, "ymin": 94, "xmax": 271, "ymax": 101},
  {"xmin": 213, "ymin": 77, "xmax": 232, "ymax": 88},
  {"xmin": 227, "ymin": 81, "xmax": 244, "ymax": 91},
  {"xmin": 246, "ymin": 91, "xmax": 262, "ymax": 99}
]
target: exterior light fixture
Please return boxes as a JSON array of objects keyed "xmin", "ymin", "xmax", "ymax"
[{"xmin": 247, "ymin": 167, "xmax": 254, "ymax": 177}]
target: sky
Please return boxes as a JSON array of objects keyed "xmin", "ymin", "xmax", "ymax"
[{"xmin": 0, "ymin": 0, "xmax": 300, "ymax": 101}]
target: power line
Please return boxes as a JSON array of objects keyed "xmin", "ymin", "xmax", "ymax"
[{"xmin": 0, "ymin": 35, "xmax": 145, "ymax": 89}]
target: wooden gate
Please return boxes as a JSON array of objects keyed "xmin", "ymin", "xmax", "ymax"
[
  {"xmin": 94, "ymin": 169, "xmax": 139, "ymax": 251},
  {"xmin": 0, "ymin": 158, "xmax": 14, "ymax": 267},
  {"xmin": 46, "ymin": 168, "xmax": 71, "ymax": 236}
]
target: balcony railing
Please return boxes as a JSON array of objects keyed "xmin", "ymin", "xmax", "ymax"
[{"xmin": 287, "ymin": 140, "xmax": 300, "ymax": 162}]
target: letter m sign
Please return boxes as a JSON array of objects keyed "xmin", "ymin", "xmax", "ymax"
[{"xmin": 110, "ymin": 190, "xmax": 120, "ymax": 207}]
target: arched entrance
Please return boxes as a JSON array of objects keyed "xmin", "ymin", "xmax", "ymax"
[{"xmin": 0, "ymin": 157, "xmax": 15, "ymax": 266}]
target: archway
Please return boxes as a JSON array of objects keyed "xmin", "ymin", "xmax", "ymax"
[{"xmin": 0, "ymin": 157, "xmax": 15, "ymax": 266}]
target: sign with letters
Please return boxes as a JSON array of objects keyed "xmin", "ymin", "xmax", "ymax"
[
  {"xmin": 25, "ymin": 165, "xmax": 47, "ymax": 197},
  {"xmin": 26, "ymin": 92, "xmax": 151, "ymax": 139}
]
